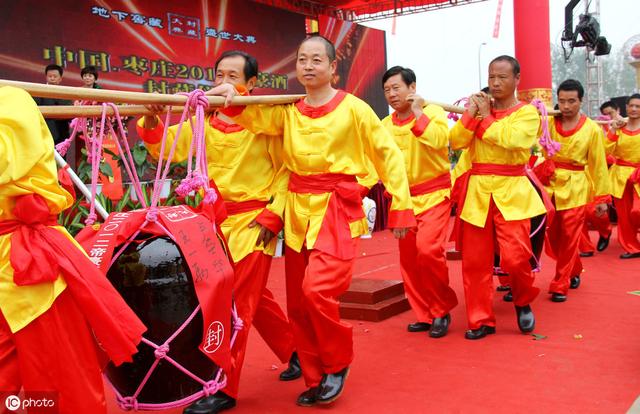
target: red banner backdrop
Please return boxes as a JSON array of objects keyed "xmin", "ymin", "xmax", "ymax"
[
  {"xmin": 0, "ymin": 0, "xmax": 306, "ymax": 94},
  {"xmin": 318, "ymin": 16, "xmax": 388, "ymax": 117},
  {"xmin": 0, "ymin": 1, "xmax": 387, "ymax": 111}
]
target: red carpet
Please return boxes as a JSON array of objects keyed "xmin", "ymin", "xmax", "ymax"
[{"xmin": 107, "ymin": 227, "xmax": 640, "ymax": 413}]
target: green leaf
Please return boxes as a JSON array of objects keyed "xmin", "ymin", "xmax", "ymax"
[
  {"xmin": 71, "ymin": 212, "xmax": 82, "ymax": 225},
  {"xmin": 103, "ymin": 147, "xmax": 120, "ymax": 159},
  {"xmin": 531, "ymin": 333, "xmax": 547, "ymax": 341},
  {"xmin": 116, "ymin": 186, "xmax": 132, "ymax": 211},
  {"xmin": 627, "ymin": 291, "xmax": 640, "ymax": 296},
  {"xmin": 133, "ymin": 145, "xmax": 148, "ymax": 166},
  {"xmin": 142, "ymin": 185, "xmax": 151, "ymax": 207},
  {"xmin": 99, "ymin": 162, "xmax": 113, "ymax": 177}
]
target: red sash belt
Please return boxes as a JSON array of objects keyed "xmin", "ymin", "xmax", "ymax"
[
  {"xmin": 617, "ymin": 159, "xmax": 640, "ymax": 184},
  {"xmin": 0, "ymin": 194, "xmax": 145, "ymax": 365},
  {"xmin": 224, "ymin": 200, "xmax": 268, "ymax": 216},
  {"xmin": 409, "ymin": 172, "xmax": 451, "ymax": 197},
  {"xmin": 288, "ymin": 173, "xmax": 364, "ymax": 260},
  {"xmin": 454, "ymin": 163, "xmax": 527, "ymax": 216},
  {"xmin": 554, "ymin": 161, "xmax": 584, "ymax": 171},
  {"xmin": 532, "ymin": 160, "xmax": 583, "ymax": 186}
]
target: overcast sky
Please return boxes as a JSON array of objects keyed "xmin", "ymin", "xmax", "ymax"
[{"xmin": 363, "ymin": 0, "xmax": 640, "ymax": 105}]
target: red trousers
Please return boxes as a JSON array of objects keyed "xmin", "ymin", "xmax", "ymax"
[
  {"xmin": 461, "ymin": 199, "xmax": 539, "ymax": 329},
  {"xmin": 224, "ymin": 252, "xmax": 292, "ymax": 398},
  {"xmin": 253, "ymin": 287, "xmax": 295, "ymax": 364},
  {"xmin": 398, "ymin": 200, "xmax": 457, "ymax": 322},
  {"xmin": 285, "ymin": 240, "xmax": 359, "ymax": 387},
  {"xmin": 578, "ymin": 201, "xmax": 612, "ymax": 253},
  {"xmin": 546, "ymin": 206, "xmax": 586, "ymax": 295},
  {"xmin": 0, "ymin": 290, "xmax": 106, "ymax": 414},
  {"xmin": 614, "ymin": 183, "xmax": 640, "ymax": 254}
]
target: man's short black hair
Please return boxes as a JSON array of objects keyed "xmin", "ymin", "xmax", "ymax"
[
  {"xmin": 600, "ymin": 100, "xmax": 619, "ymax": 113},
  {"xmin": 80, "ymin": 65, "xmax": 99, "ymax": 80},
  {"xmin": 45, "ymin": 64, "xmax": 63, "ymax": 76},
  {"xmin": 489, "ymin": 55, "xmax": 520, "ymax": 76},
  {"xmin": 214, "ymin": 50, "xmax": 259, "ymax": 80},
  {"xmin": 627, "ymin": 93, "xmax": 640, "ymax": 104},
  {"xmin": 299, "ymin": 34, "xmax": 336, "ymax": 62},
  {"xmin": 382, "ymin": 66, "xmax": 416, "ymax": 88},
  {"xmin": 557, "ymin": 79, "xmax": 584, "ymax": 100}
]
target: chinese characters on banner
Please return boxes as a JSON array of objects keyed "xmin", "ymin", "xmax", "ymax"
[
  {"xmin": 0, "ymin": 0, "xmax": 305, "ymax": 94},
  {"xmin": 0, "ymin": 0, "xmax": 387, "ymax": 107}
]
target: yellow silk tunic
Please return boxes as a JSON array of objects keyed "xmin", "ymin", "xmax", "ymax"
[
  {"xmin": 450, "ymin": 103, "xmax": 546, "ymax": 227},
  {"xmin": 230, "ymin": 91, "xmax": 414, "ymax": 253},
  {"xmin": 605, "ymin": 127, "xmax": 640, "ymax": 198},
  {"xmin": 0, "ymin": 86, "xmax": 74, "ymax": 332},
  {"xmin": 137, "ymin": 115, "xmax": 282, "ymax": 262},
  {"xmin": 381, "ymin": 105, "xmax": 451, "ymax": 215},
  {"xmin": 544, "ymin": 115, "xmax": 609, "ymax": 210}
]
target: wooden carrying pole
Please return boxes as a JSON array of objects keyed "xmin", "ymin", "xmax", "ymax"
[
  {"xmin": 3, "ymin": 78, "xmax": 615, "ymax": 124},
  {"xmin": 41, "ymin": 100, "xmax": 616, "ymax": 124},
  {"xmin": 40, "ymin": 105, "xmax": 188, "ymax": 118},
  {"xmin": 0, "ymin": 78, "xmax": 304, "ymax": 106},
  {"xmin": 424, "ymin": 98, "xmax": 561, "ymax": 117}
]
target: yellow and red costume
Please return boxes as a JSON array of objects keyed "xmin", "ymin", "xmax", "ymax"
[
  {"xmin": 224, "ymin": 90, "xmax": 415, "ymax": 387},
  {"xmin": 539, "ymin": 115, "xmax": 609, "ymax": 294},
  {"xmin": 605, "ymin": 127, "xmax": 640, "ymax": 254},
  {"xmin": 381, "ymin": 105, "xmax": 457, "ymax": 323},
  {"xmin": 451, "ymin": 103, "xmax": 545, "ymax": 329},
  {"xmin": 579, "ymin": 123, "xmax": 615, "ymax": 254},
  {"xmin": 137, "ymin": 113, "xmax": 294, "ymax": 399},
  {"xmin": 0, "ymin": 86, "xmax": 144, "ymax": 413}
]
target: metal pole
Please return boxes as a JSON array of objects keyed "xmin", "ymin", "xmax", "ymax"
[
  {"xmin": 478, "ymin": 42, "xmax": 487, "ymax": 90},
  {"xmin": 54, "ymin": 151, "xmax": 109, "ymax": 220}
]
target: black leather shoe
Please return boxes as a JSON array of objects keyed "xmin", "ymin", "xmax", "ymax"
[
  {"xmin": 279, "ymin": 351, "xmax": 302, "ymax": 381},
  {"xmin": 316, "ymin": 367, "xmax": 349, "ymax": 405},
  {"xmin": 503, "ymin": 291, "xmax": 513, "ymax": 302},
  {"xmin": 570, "ymin": 276, "xmax": 581, "ymax": 289},
  {"xmin": 620, "ymin": 252, "xmax": 640, "ymax": 259},
  {"xmin": 579, "ymin": 251, "xmax": 594, "ymax": 257},
  {"xmin": 296, "ymin": 387, "xmax": 319, "ymax": 407},
  {"xmin": 429, "ymin": 314, "xmax": 450, "ymax": 338},
  {"xmin": 496, "ymin": 284, "xmax": 511, "ymax": 292},
  {"xmin": 515, "ymin": 305, "xmax": 535, "ymax": 333},
  {"xmin": 551, "ymin": 293, "xmax": 567, "ymax": 302},
  {"xmin": 597, "ymin": 234, "xmax": 610, "ymax": 252},
  {"xmin": 407, "ymin": 322, "xmax": 431, "ymax": 332},
  {"xmin": 464, "ymin": 325, "xmax": 496, "ymax": 340},
  {"xmin": 183, "ymin": 391, "xmax": 236, "ymax": 414}
]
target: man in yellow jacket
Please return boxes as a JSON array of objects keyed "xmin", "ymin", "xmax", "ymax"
[
  {"xmin": 450, "ymin": 55, "xmax": 545, "ymax": 340},
  {"xmin": 137, "ymin": 51, "xmax": 297, "ymax": 414},
  {"xmin": 540, "ymin": 79, "xmax": 609, "ymax": 302},
  {"xmin": 381, "ymin": 66, "xmax": 457, "ymax": 338},
  {"xmin": 211, "ymin": 35, "xmax": 415, "ymax": 406},
  {"xmin": 605, "ymin": 94, "xmax": 640, "ymax": 259}
]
